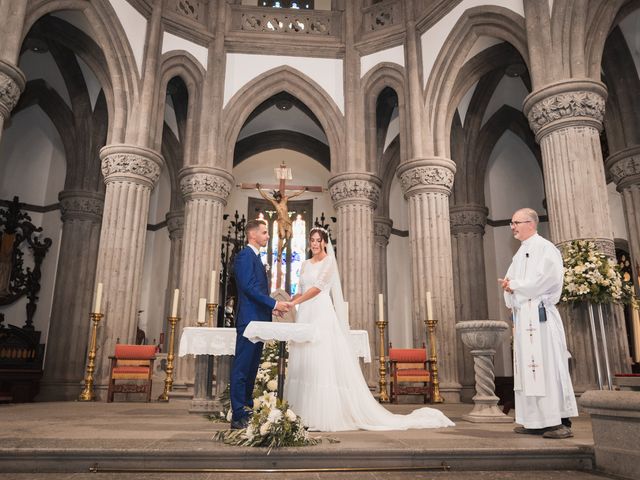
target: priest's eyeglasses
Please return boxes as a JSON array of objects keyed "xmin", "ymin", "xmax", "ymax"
[{"xmin": 509, "ymin": 221, "xmax": 531, "ymax": 226}]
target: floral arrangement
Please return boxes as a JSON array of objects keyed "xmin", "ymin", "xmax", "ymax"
[
  {"xmin": 561, "ymin": 240, "xmax": 636, "ymax": 306},
  {"xmin": 214, "ymin": 341, "xmax": 321, "ymax": 449}
]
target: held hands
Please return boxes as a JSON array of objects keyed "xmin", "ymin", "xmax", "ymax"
[
  {"xmin": 498, "ymin": 277, "xmax": 513, "ymax": 294},
  {"xmin": 273, "ymin": 301, "xmax": 294, "ymax": 317}
]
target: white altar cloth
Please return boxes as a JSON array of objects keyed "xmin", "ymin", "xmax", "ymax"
[
  {"xmin": 244, "ymin": 322, "xmax": 372, "ymax": 363},
  {"xmin": 178, "ymin": 325, "xmax": 371, "ymax": 363},
  {"xmin": 178, "ymin": 327, "xmax": 236, "ymax": 357}
]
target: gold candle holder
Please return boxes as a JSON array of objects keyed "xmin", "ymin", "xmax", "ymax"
[
  {"xmin": 425, "ymin": 318, "xmax": 444, "ymax": 403},
  {"xmin": 376, "ymin": 319, "xmax": 389, "ymax": 403},
  {"xmin": 207, "ymin": 303, "xmax": 218, "ymax": 328},
  {"xmin": 158, "ymin": 315, "xmax": 180, "ymax": 401},
  {"xmin": 78, "ymin": 312, "xmax": 103, "ymax": 401}
]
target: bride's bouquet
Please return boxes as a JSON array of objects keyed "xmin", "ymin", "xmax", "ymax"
[{"xmin": 561, "ymin": 240, "xmax": 636, "ymax": 305}]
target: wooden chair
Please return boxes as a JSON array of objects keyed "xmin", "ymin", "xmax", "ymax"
[
  {"xmin": 106, "ymin": 344, "xmax": 156, "ymax": 402},
  {"xmin": 388, "ymin": 342, "xmax": 432, "ymax": 404}
]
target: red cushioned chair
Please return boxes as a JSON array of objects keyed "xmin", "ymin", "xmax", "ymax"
[
  {"xmin": 388, "ymin": 342, "xmax": 432, "ymax": 404},
  {"xmin": 106, "ymin": 344, "xmax": 156, "ymax": 402}
]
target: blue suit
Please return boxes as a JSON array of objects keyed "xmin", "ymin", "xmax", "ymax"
[{"xmin": 230, "ymin": 246, "xmax": 275, "ymax": 422}]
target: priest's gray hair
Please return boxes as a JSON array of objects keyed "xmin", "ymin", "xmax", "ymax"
[{"xmin": 515, "ymin": 208, "xmax": 539, "ymax": 226}]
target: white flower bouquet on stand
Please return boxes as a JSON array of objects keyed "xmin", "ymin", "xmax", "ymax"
[
  {"xmin": 214, "ymin": 342, "xmax": 320, "ymax": 449},
  {"xmin": 560, "ymin": 240, "xmax": 637, "ymax": 389}
]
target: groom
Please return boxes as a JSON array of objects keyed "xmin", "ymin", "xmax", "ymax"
[{"xmin": 230, "ymin": 218, "xmax": 290, "ymax": 429}]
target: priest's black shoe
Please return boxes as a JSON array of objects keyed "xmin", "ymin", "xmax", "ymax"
[{"xmin": 230, "ymin": 417, "xmax": 249, "ymax": 430}]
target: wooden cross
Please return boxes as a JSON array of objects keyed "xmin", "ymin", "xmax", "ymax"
[{"xmin": 239, "ymin": 162, "xmax": 324, "ymax": 291}]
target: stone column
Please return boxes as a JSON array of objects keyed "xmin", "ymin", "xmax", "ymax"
[
  {"xmin": 374, "ymin": 216, "xmax": 392, "ymax": 372},
  {"xmin": 174, "ymin": 166, "xmax": 233, "ymax": 390},
  {"xmin": 397, "ymin": 157, "xmax": 461, "ymax": 402},
  {"xmin": 329, "ymin": 172, "xmax": 381, "ymax": 385},
  {"xmin": 607, "ymin": 145, "xmax": 640, "ymax": 289},
  {"xmin": 450, "ymin": 204, "xmax": 489, "ymax": 402},
  {"xmin": 524, "ymin": 80, "xmax": 614, "ymax": 255},
  {"xmin": 524, "ymin": 79, "xmax": 631, "ymax": 390},
  {"xmin": 0, "ymin": 1, "xmax": 28, "ymax": 141},
  {"xmin": 0, "ymin": 61, "xmax": 25, "ymax": 142},
  {"xmin": 92, "ymin": 144, "xmax": 163, "ymax": 388},
  {"xmin": 163, "ymin": 210, "xmax": 184, "ymax": 333},
  {"xmin": 38, "ymin": 190, "xmax": 104, "ymax": 401}
]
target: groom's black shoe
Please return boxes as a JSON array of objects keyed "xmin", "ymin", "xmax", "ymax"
[{"xmin": 230, "ymin": 417, "xmax": 249, "ymax": 430}]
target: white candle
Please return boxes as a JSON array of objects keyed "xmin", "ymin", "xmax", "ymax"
[
  {"xmin": 344, "ymin": 301, "xmax": 349, "ymax": 326},
  {"xmin": 171, "ymin": 288, "xmax": 179, "ymax": 317},
  {"xmin": 197, "ymin": 297, "xmax": 207, "ymax": 324},
  {"xmin": 93, "ymin": 282, "xmax": 103, "ymax": 314},
  {"xmin": 378, "ymin": 293, "xmax": 384, "ymax": 323},
  {"xmin": 209, "ymin": 270, "xmax": 217, "ymax": 303},
  {"xmin": 426, "ymin": 291, "xmax": 433, "ymax": 320}
]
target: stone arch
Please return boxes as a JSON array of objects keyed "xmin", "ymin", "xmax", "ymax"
[
  {"xmin": 377, "ymin": 136, "xmax": 401, "ymax": 218},
  {"xmin": 474, "ymin": 105, "xmax": 541, "ymax": 206},
  {"xmin": 221, "ymin": 65, "xmax": 344, "ymax": 173},
  {"xmin": 424, "ymin": 5, "xmax": 529, "ymax": 158},
  {"xmin": 154, "ymin": 50, "xmax": 205, "ymax": 169},
  {"xmin": 361, "ymin": 62, "xmax": 409, "ymax": 173},
  {"xmin": 23, "ymin": 0, "xmax": 141, "ymax": 143}
]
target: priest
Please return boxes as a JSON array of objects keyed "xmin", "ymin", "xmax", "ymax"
[{"xmin": 499, "ymin": 208, "xmax": 578, "ymax": 439}]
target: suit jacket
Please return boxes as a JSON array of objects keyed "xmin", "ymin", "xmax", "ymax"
[{"xmin": 234, "ymin": 246, "xmax": 275, "ymax": 328}]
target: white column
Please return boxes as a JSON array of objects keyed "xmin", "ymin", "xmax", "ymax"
[
  {"xmin": 174, "ymin": 166, "xmax": 233, "ymax": 389},
  {"xmin": 397, "ymin": 157, "xmax": 461, "ymax": 402},
  {"xmin": 329, "ymin": 172, "xmax": 381, "ymax": 385},
  {"xmin": 92, "ymin": 144, "xmax": 163, "ymax": 390}
]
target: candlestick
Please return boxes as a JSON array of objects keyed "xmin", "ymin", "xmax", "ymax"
[
  {"xmin": 158, "ymin": 314, "xmax": 180, "ymax": 401},
  {"xmin": 426, "ymin": 291, "xmax": 433, "ymax": 321},
  {"xmin": 376, "ymin": 299, "xmax": 389, "ymax": 403},
  {"xmin": 171, "ymin": 288, "xmax": 179, "ymax": 318},
  {"xmin": 93, "ymin": 282, "xmax": 103, "ymax": 314},
  {"xmin": 209, "ymin": 270, "xmax": 217, "ymax": 303},
  {"xmin": 197, "ymin": 297, "xmax": 207, "ymax": 325},
  {"xmin": 78, "ymin": 312, "xmax": 103, "ymax": 401}
]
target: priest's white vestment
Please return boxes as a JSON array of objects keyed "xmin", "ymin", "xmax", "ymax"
[{"xmin": 503, "ymin": 234, "xmax": 578, "ymax": 429}]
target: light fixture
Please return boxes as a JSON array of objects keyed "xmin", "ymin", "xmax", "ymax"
[
  {"xmin": 505, "ymin": 63, "xmax": 526, "ymax": 78},
  {"xmin": 275, "ymin": 99, "xmax": 293, "ymax": 111}
]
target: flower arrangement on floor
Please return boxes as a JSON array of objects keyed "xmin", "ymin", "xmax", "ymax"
[
  {"xmin": 214, "ymin": 341, "xmax": 320, "ymax": 449},
  {"xmin": 561, "ymin": 240, "xmax": 637, "ymax": 306}
]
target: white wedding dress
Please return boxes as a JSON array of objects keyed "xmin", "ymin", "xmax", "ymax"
[{"xmin": 284, "ymin": 254, "xmax": 455, "ymax": 432}]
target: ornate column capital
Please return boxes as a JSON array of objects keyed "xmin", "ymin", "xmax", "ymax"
[
  {"xmin": 328, "ymin": 172, "xmax": 381, "ymax": 209},
  {"xmin": 523, "ymin": 79, "xmax": 607, "ymax": 141},
  {"xmin": 606, "ymin": 145, "xmax": 640, "ymax": 191},
  {"xmin": 0, "ymin": 61, "xmax": 26, "ymax": 119},
  {"xmin": 396, "ymin": 157, "xmax": 456, "ymax": 198},
  {"xmin": 450, "ymin": 204, "xmax": 488, "ymax": 236},
  {"xmin": 373, "ymin": 216, "xmax": 393, "ymax": 246},
  {"xmin": 166, "ymin": 210, "xmax": 185, "ymax": 239},
  {"xmin": 58, "ymin": 190, "xmax": 105, "ymax": 223},
  {"xmin": 99, "ymin": 144, "xmax": 163, "ymax": 188},
  {"xmin": 179, "ymin": 166, "xmax": 234, "ymax": 204}
]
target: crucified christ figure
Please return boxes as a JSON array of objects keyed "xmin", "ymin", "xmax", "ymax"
[{"xmin": 256, "ymin": 184, "xmax": 306, "ymax": 255}]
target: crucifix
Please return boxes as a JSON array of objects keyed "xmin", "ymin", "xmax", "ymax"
[{"xmin": 240, "ymin": 162, "xmax": 324, "ymax": 291}]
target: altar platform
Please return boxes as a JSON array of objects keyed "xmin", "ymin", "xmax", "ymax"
[{"xmin": 0, "ymin": 400, "xmax": 601, "ymax": 479}]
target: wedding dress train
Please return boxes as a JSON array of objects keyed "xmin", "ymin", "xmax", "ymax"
[{"xmin": 284, "ymin": 255, "xmax": 455, "ymax": 432}]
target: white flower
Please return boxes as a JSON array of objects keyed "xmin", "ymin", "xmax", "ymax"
[
  {"xmin": 226, "ymin": 409, "xmax": 233, "ymax": 422},
  {"xmin": 267, "ymin": 379, "xmax": 278, "ymax": 391},
  {"xmin": 259, "ymin": 421, "xmax": 272, "ymax": 436},
  {"xmin": 267, "ymin": 408, "xmax": 283, "ymax": 423},
  {"xmin": 285, "ymin": 409, "xmax": 297, "ymax": 422},
  {"xmin": 261, "ymin": 361, "xmax": 272, "ymax": 369},
  {"xmin": 245, "ymin": 425, "xmax": 255, "ymax": 440}
]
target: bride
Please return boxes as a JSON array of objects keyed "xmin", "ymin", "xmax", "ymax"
[{"xmin": 284, "ymin": 227, "xmax": 454, "ymax": 432}]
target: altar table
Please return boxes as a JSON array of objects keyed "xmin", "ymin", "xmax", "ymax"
[{"xmin": 178, "ymin": 324, "xmax": 372, "ymax": 406}]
